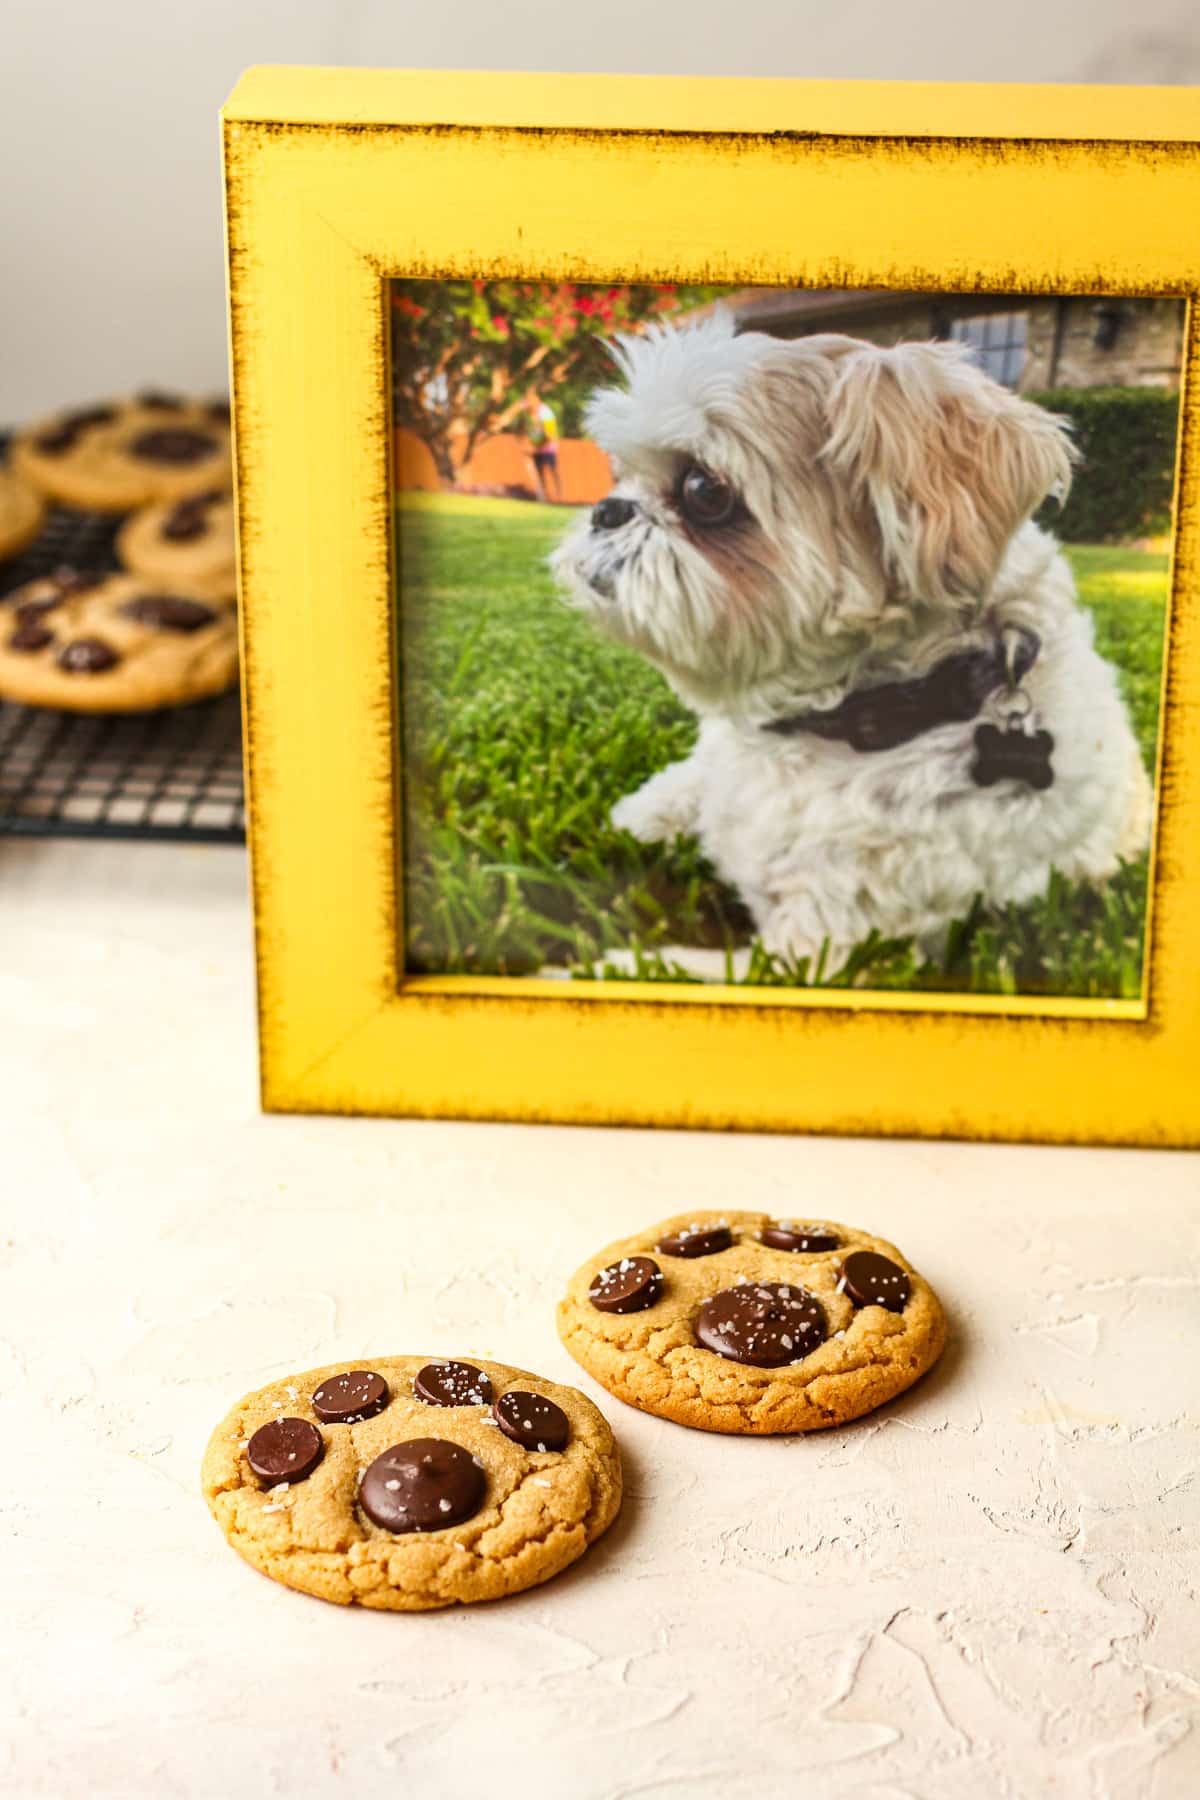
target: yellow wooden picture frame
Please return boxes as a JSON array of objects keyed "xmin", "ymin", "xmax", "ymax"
[{"xmin": 222, "ymin": 67, "xmax": 1200, "ymax": 1144}]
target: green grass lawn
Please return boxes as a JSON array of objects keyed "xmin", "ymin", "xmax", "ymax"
[{"xmin": 398, "ymin": 493, "xmax": 1166, "ymax": 997}]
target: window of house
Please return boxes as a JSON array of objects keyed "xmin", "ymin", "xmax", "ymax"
[{"xmin": 949, "ymin": 311, "xmax": 1028, "ymax": 387}]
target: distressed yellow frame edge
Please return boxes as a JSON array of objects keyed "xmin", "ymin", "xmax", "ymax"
[{"xmin": 222, "ymin": 68, "xmax": 1200, "ymax": 1144}]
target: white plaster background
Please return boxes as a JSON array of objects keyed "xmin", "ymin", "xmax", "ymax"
[
  {"xmin": 1, "ymin": 837, "xmax": 1197, "ymax": 1798},
  {"xmin": 4, "ymin": 0, "xmax": 1200, "ymax": 417}
]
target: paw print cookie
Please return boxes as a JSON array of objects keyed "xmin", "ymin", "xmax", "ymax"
[
  {"xmin": 202, "ymin": 1355, "xmax": 622, "ymax": 1610},
  {"xmin": 12, "ymin": 393, "xmax": 232, "ymax": 512},
  {"xmin": 0, "ymin": 568, "xmax": 237, "ymax": 712},
  {"xmin": 558, "ymin": 1211, "xmax": 945, "ymax": 1434},
  {"xmin": 116, "ymin": 489, "xmax": 236, "ymax": 600},
  {"xmin": 0, "ymin": 464, "xmax": 45, "ymax": 561}
]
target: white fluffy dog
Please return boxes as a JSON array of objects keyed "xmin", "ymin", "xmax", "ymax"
[{"xmin": 551, "ymin": 309, "xmax": 1152, "ymax": 974}]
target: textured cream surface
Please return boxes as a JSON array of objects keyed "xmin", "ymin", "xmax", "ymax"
[
  {"xmin": 204, "ymin": 1354, "xmax": 621, "ymax": 1609},
  {"xmin": 0, "ymin": 571, "xmax": 237, "ymax": 712},
  {"xmin": 3, "ymin": 836, "xmax": 1199, "ymax": 1798},
  {"xmin": 559, "ymin": 1210, "xmax": 944, "ymax": 1432}
]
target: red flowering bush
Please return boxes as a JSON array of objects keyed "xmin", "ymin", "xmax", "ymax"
[{"xmin": 391, "ymin": 280, "xmax": 726, "ymax": 482}]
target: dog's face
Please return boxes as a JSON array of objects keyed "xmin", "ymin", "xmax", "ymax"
[{"xmin": 551, "ymin": 310, "xmax": 1075, "ymax": 714}]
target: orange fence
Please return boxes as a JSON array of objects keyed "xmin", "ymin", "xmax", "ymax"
[{"xmin": 395, "ymin": 427, "xmax": 612, "ymax": 506}]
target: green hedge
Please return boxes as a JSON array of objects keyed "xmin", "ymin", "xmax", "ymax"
[{"xmin": 1029, "ymin": 385, "xmax": 1178, "ymax": 544}]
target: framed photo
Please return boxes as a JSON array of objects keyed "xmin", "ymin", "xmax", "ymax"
[{"xmin": 222, "ymin": 68, "xmax": 1199, "ymax": 1144}]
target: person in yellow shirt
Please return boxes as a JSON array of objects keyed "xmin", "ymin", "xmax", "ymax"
[{"xmin": 524, "ymin": 391, "xmax": 562, "ymax": 502}]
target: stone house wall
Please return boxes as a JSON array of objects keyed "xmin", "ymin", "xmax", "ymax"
[{"xmin": 742, "ymin": 294, "xmax": 1185, "ymax": 392}]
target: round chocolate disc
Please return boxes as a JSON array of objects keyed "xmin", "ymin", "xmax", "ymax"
[
  {"xmin": 838, "ymin": 1251, "xmax": 911, "ymax": 1313},
  {"xmin": 311, "ymin": 1369, "xmax": 389, "ymax": 1424},
  {"xmin": 120, "ymin": 595, "xmax": 217, "ymax": 633},
  {"xmin": 761, "ymin": 1223, "xmax": 840, "ymax": 1254},
  {"xmin": 49, "ymin": 567, "xmax": 104, "ymax": 596},
  {"xmin": 493, "ymin": 1390, "xmax": 570, "ymax": 1453},
  {"xmin": 161, "ymin": 509, "xmax": 208, "ymax": 542},
  {"xmin": 657, "ymin": 1224, "xmax": 734, "ymax": 1259},
  {"xmin": 413, "ymin": 1360, "xmax": 494, "ymax": 1407},
  {"xmin": 359, "ymin": 1437, "xmax": 486, "ymax": 1533},
  {"xmin": 246, "ymin": 1416, "xmax": 324, "ymax": 1486},
  {"xmin": 136, "ymin": 389, "xmax": 184, "ymax": 411},
  {"xmin": 64, "ymin": 405, "xmax": 117, "ymax": 430},
  {"xmin": 57, "ymin": 637, "xmax": 119, "ymax": 674},
  {"xmin": 13, "ymin": 593, "xmax": 63, "ymax": 622},
  {"xmin": 588, "ymin": 1256, "xmax": 664, "ymax": 1315},
  {"xmin": 159, "ymin": 492, "xmax": 222, "ymax": 541},
  {"xmin": 128, "ymin": 428, "xmax": 219, "ymax": 466},
  {"xmin": 34, "ymin": 426, "xmax": 78, "ymax": 456},
  {"xmin": 10, "ymin": 620, "xmax": 54, "ymax": 653},
  {"xmin": 695, "ymin": 1281, "xmax": 827, "ymax": 1367}
]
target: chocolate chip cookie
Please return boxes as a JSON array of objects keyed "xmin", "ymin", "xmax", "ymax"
[
  {"xmin": 116, "ymin": 489, "xmax": 236, "ymax": 600},
  {"xmin": 12, "ymin": 393, "xmax": 232, "ymax": 512},
  {"xmin": 202, "ymin": 1354, "xmax": 622, "ymax": 1610},
  {"xmin": 0, "ymin": 568, "xmax": 237, "ymax": 712},
  {"xmin": 0, "ymin": 465, "xmax": 45, "ymax": 561},
  {"xmin": 558, "ymin": 1211, "xmax": 945, "ymax": 1434}
]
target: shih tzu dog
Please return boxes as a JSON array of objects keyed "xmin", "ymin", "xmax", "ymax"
[{"xmin": 551, "ymin": 308, "xmax": 1152, "ymax": 974}]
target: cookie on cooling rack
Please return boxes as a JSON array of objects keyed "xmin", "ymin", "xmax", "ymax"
[
  {"xmin": 12, "ymin": 393, "xmax": 231, "ymax": 512},
  {"xmin": 117, "ymin": 489, "xmax": 236, "ymax": 600},
  {"xmin": 558, "ymin": 1210, "xmax": 945, "ymax": 1435},
  {"xmin": 0, "ymin": 465, "xmax": 46, "ymax": 562},
  {"xmin": 0, "ymin": 567, "xmax": 237, "ymax": 712},
  {"xmin": 202, "ymin": 1354, "xmax": 622, "ymax": 1611}
]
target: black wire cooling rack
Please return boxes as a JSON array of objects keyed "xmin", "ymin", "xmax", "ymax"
[{"xmin": 0, "ymin": 467, "xmax": 245, "ymax": 844}]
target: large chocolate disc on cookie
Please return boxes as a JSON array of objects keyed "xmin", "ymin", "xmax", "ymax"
[
  {"xmin": 695, "ymin": 1281, "xmax": 826, "ymax": 1367},
  {"xmin": 588, "ymin": 1256, "xmax": 663, "ymax": 1314},
  {"xmin": 311, "ymin": 1369, "xmax": 390, "ymax": 1423},
  {"xmin": 119, "ymin": 595, "xmax": 217, "ymax": 633},
  {"xmin": 57, "ymin": 637, "xmax": 120, "ymax": 674},
  {"xmin": 761, "ymin": 1223, "xmax": 840, "ymax": 1253},
  {"xmin": 359, "ymin": 1438, "xmax": 485, "ymax": 1533},
  {"xmin": 128, "ymin": 428, "xmax": 220, "ymax": 466},
  {"xmin": 65, "ymin": 406, "xmax": 118, "ymax": 429},
  {"xmin": 493, "ymin": 1390, "xmax": 570, "ymax": 1452},
  {"xmin": 246, "ymin": 1417, "xmax": 324, "ymax": 1486},
  {"xmin": 657, "ymin": 1224, "xmax": 733, "ymax": 1258},
  {"xmin": 9, "ymin": 619, "xmax": 55, "ymax": 653},
  {"xmin": 160, "ymin": 509, "xmax": 208, "ymax": 542},
  {"xmin": 413, "ymin": 1361, "xmax": 494, "ymax": 1407},
  {"xmin": 837, "ymin": 1251, "xmax": 911, "ymax": 1313}
]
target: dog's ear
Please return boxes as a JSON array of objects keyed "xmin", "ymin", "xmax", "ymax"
[{"xmin": 821, "ymin": 340, "xmax": 1076, "ymax": 607}]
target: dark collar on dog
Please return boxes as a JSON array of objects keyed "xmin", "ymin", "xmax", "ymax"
[{"xmin": 764, "ymin": 627, "xmax": 1041, "ymax": 754}]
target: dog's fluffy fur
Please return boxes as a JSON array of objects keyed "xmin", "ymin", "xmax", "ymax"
[{"xmin": 551, "ymin": 309, "xmax": 1151, "ymax": 971}]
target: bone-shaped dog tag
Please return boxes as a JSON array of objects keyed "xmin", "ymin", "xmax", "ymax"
[{"xmin": 971, "ymin": 722, "xmax": 1055, "ymax": 790}]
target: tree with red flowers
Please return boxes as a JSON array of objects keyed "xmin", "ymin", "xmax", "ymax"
[{"xmin": 392, "ymin": 280, "xmax": 726, "ymax": 482}]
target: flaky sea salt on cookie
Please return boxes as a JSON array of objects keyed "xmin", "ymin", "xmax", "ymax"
[
  {"xmin": 202, "ymin": 1354, "xmax": 622, "ymax": 1610},
  {"xmin": 557, "ymin": 1211, "xmax": 945, "ymax": 1435}
]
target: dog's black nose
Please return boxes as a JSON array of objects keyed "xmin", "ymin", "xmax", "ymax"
[{"xmin": 591, "ymin": 495, "xmax": 637, "ymax": 532}]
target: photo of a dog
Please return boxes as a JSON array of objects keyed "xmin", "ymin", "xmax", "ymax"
[
  {"xmin": 551, "ymin": 310, "xmax": 1152, "ymax": 977},
  {"xmin": 392, "ymin": 279, "xmax": 1176, "ymax": 998}
]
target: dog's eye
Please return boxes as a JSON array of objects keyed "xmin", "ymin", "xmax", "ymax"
[{"xmin": 678, "ymin": 465, "xmax": 740, "ymax": 527}]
